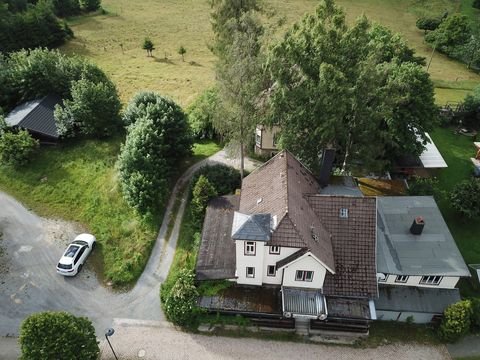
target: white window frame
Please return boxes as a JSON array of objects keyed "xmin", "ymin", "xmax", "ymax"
[
  {"xmin": 339, "ymin": 208, "xmax": 349, "ymax": 218},
  {"xmin": 246, "ymin": 267, "xmax": 255, "ymax": 278},
  {"xmin": 395, "ymin": 275, "xmax": 409, "ymax": 283},
  {"xmin": 269, "ymin": 246, "xmax": 281, "ymax": 255},
  {"xmin": 245, "ymin": 241, "xmax": 256, "ymax": 256},
  {"xmin": 378, "ymin": 274, "xmax": 388, "ymax": 283},
  {"xmin": 267, "ymin": 265, "xmax": 276, "ymax": 277},
  {"xmin": 295, "ymin": 270, "xmax": 314, "ymax": 282},
  {"xmin": 420, "ymin": 275, "xmax": 442, "ymax": 285},
  {"xmin": 255, "ymin": 130, "xmax": 262, "ymax": 146}
]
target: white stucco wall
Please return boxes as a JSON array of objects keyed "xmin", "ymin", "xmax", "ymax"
[
  {"xmin": 262, "ymin": 246, "xmax": 298, "ymax": 285},
  {"xmin": 379, "ymin": 274, "xmax": 459, "ymax": 289},
  {"xmin": 282, "ymin": 255, "xmax": 327, "ymax": 289},
  {"xmin": 235, "ymin": 240, "xmax": 265, "ymax": 285}
]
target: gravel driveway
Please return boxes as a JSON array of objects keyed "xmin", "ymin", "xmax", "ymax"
[{"xmin": 98, "ymin": 319, "xmax": 451, "ymax": 360}]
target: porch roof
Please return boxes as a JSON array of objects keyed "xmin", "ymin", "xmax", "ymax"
[{"xmin": 281, "ymin": 287, "xmax": 326, "ymax": 318}]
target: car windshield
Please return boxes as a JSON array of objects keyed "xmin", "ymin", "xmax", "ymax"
[
  {"xmin": 64, "ymin": 245, "xmax": 80, "ymax": 258},
  {"xmin": 72, "ymin": 240, "xmax": 88, "ymax": 246},
  {"xmin": 58, "ymin": 263, "xmax": 72, "ymax": 270}
]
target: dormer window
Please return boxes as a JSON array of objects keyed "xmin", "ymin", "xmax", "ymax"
[
  {"xmin": 270, "ymin": 246, "xmax": 281, "ymax": 254},
  {"xmin": 339, "ymin": 208, "xmax": 349, "ymax": 218}
]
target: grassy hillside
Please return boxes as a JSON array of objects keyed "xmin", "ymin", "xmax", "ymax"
[{"xmin": 61, "ymin": 0, "xmax": 480, "ymax": 106}]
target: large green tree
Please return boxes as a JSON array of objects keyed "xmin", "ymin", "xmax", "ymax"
[
  {"xmin": 267, "ymin": 0, "xmax": 436, "ymax": 172},
  {"xmin": 425, "ymin": 14, "xmax": 471, "ymax": 53},
  {"xmin": 19, "ymin": 311, "xmax": 99, "ymax": 360},
  {"xmin": 210, "ymin": 0, "xmax": 265, "ymax": 180},
  {"xmin": 117, "ymin": 92, "xmax": 192, "ymax": 214},
  {"xmin": 54, "ymin": 77, "xmax": 122, "ymax": 137}
]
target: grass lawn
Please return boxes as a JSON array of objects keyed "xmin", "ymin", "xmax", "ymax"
[
  {"xmin": 430, "ymin": 128, "xmax": 480, "ymax": 297},
  {"xmin": 61, "ymin": 0, "xmax": 480, "ymax": 107},
  {"xmin": 0, "ymin": 137, "xmax": 220, "ymax": 286}
]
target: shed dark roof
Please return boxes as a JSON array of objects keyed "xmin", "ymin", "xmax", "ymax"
[
  {"xmin": 239, "ymin": 150, "xmax": 335, "ymax": 273},
  {"xmin": 307, "ymin": 196, "xmax": 378, "ymax": 298},
  {"xmin": 375, "ymin": 285, "xmax": 460, "ymax": 314},
  {"xmin": 196, "ymin": 195, "xmax": 239, "ymax": 281},
  {"xmin": 5, "ymin": 95, "xmax": 61, "ymax": 139}
]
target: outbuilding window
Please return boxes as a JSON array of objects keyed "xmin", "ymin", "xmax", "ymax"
[
  {"xmin": 295, "ymin": 270, "xmax": 314, "ymax": 282},
  {"xmin": 420, "ymin": 275, "xmax": 442, "ymax": 285},
  {"xmin": 395, "ymin": 275, "xmax": 409, "ymax": 283}
]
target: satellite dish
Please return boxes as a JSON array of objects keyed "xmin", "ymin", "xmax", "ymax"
[
  {"xmin": 319, "ymin": 313, "xmax": 327, "ymax": 321},
  {"xmin": 376, "ymin": 273, "xmax": 387, "ymax": 281},
  {"xmin": 284, "ymin": 312, "xmax": 292, "ymax": 318}
]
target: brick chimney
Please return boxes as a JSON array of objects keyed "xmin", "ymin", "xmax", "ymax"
[{"xmin": 410, "ymin": 216, "xmax": 425, "ymax": 235}]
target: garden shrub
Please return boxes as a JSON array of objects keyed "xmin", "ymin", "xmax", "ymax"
[
  {"xmin": 19, "ymin": 311, "xmax": 99, "ymax": 360},
  {"xmin": 0, "ymin": 129, "xmax": 39, "ymax": 166},
  {"xmin": 191, "ymin": 164, "xmax": 240, "ymax": 196},
  {"xmin": 450, "ymin": 178, "xmax": 480, "ymax": 219},
  {"xmin": 416, "ymin": 16, "xmax": 442, "ymax": 33},
  {"xmin": 186, "ymin": 87, "xmax": 219, "ymax": 140},
  {"xmin": 191, "ymin": 175, "xmax": 217, "ymax": 227},
  {"xmin": 164, "ymin": 268, "xmax": 200, "ymax": 327},
  {"xmin": 407, "ymin": 176, "xmax": 439, "ymax": 196},
  {"xmin": 438, "ymin": 300, "xmax": 472, "ymax": 342}
]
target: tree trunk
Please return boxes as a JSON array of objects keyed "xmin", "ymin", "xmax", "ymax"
[
  {"xmin": 240, "ymin": 117, "xmax": 244, "ymax": 184},
  {"xmin": 341, "ymin": 133, "xmax": 352, "ymax": 174}
]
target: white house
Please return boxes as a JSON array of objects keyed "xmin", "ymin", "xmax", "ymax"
[{"xmin": 196, "ymin": 150, "xmax": 469, "ymax": 331}]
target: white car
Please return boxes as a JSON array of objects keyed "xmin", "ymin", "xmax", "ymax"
[{"xmin": 56, "ymin": 233, "xmax": 96, "ymax": 276}]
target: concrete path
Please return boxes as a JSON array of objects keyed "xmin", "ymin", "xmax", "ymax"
[
  {"xmin": 0, "ymin": 150, "xmax": 260, "ymax": 337},
  {"xmin": 98, "ymin": 318, "xmax": 452, "ymax": 360}
]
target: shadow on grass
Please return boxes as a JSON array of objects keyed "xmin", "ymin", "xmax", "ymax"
[{"xmin": 154, "ymin": 57, "xmax": 176, "ymax": 65}]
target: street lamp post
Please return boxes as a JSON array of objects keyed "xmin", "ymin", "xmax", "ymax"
[{"xmin": 105, "ymin": 328, "xmax": 119, "ymax": 360}]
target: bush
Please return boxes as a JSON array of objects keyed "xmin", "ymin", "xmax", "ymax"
[
  {"xmin": 191, "ymin": 175, "xmax": 217, "ymax": 226},
  {"xmin": 438, "ymin": 300, "xmax": 472, "ymax": 342},
  {"xmin": 80, "ymin": 0, "xmax": 101, "ymax": 12},
  {"xmin": 187, "ymin": 88, "xmax": 219, "ymax": 140},
  {"xmin": 425, "ymin": 14, "xmax": 471, "ymax": 54},
  {"xmin": 19, "ymin": 311, "xmax": 99, "ymax": 360},
  {"xmin": 0, "ymin": 130, "xmax": 39, "ymax": 166},
  {"xmin": 450, "ymin": 178, "xmax": 480, "ymax": 219},
  {"xmin": 408, "ymin": 176, "xmax": 439, "ymax": 196},
  {"xmin": 191, "ymin": 164, "xmax": 240, "ymax": 196},
  {"xmin": 472, "ymin": 298, "xmax": 480, "ymax": 329},
  {"xmin": 416, "ymin": 16, "xmax": 442, "ymax": 32},
  {"xmin": 462, "ymin": 85, "xmax": 480, "ymax": 129},
  {"xmin": 54, "ymin": 78, "xmax": 122, "ymax": 137},
  {"xmin": 164, "ymin": 269, "xmax": 200, "ymax": 327},
  {"xmin": 474, "ymin": 0, "xmax": 480, "ymax": 9}
]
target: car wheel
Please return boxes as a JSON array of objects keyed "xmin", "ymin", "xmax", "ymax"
[
  {"xmin": 92, "ymin": 241, "xmax": 96, "ymax": 250},
  {"xmin": 78, "ymin": 264, "xmax": 83, "ymax": 273}
]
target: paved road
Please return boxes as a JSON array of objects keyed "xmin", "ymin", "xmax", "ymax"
[
  {"xmin": 0, "ymin": 151, "xmax": 260, "ymax": 338},
  {"xmin": 97, "ymin": 319, "xmax": 451, "ymax": 360}
]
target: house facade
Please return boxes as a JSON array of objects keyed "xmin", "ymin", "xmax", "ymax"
[{"xmin": 196, "ymin": 150, "xmax": 469, "ymax": 332}]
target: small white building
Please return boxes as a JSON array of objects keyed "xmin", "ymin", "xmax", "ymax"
[{"xmin": 375, "ymin": 196, "xmax": 470, "ymax": 323}]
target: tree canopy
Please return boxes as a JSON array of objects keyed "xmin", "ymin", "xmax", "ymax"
[
  {"xmin": 19, "ymin": 311, "xmax": 99, "ymax": 360},
  {"xmin": 266, "ymin": 0, "xmax": 436, "ymax": 172},
  {"xmin": 117, "ymin": 92, "xmax": 192, "ymax": 214}
]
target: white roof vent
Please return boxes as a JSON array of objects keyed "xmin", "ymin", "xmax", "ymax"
[
  {"xmin": 339, "ymin": 208, "xmax": 348, "ymax": 218},
  {"xmin": 257, "ymin": 198, "xmax": 263, "ymax": 204}
]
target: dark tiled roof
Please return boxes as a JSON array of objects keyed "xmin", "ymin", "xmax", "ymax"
[
  {"xmin": 240, "ymin": 150, "xmax": 335, "ymax": 272},
  {"xmin": 6, "ymin": 95, "xmax": 61, "ymax": 139},
  {"xmin": 232, "ymin": 213, "xmax": 271, "ymax": 241},
  {"xmin": 276, "ymin": 248, "xmax": 308, "ymax": 270},
  {"xmin": 376, "ymin": 285, "xmax": 460, "ymax": 313},
  {"xmin": 196, "ymin": 195, "xmax": 239, "ymax": 281},
  {"xmin": 307, "ymin": 195, "xmax": 378, "ymax": 298}
]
